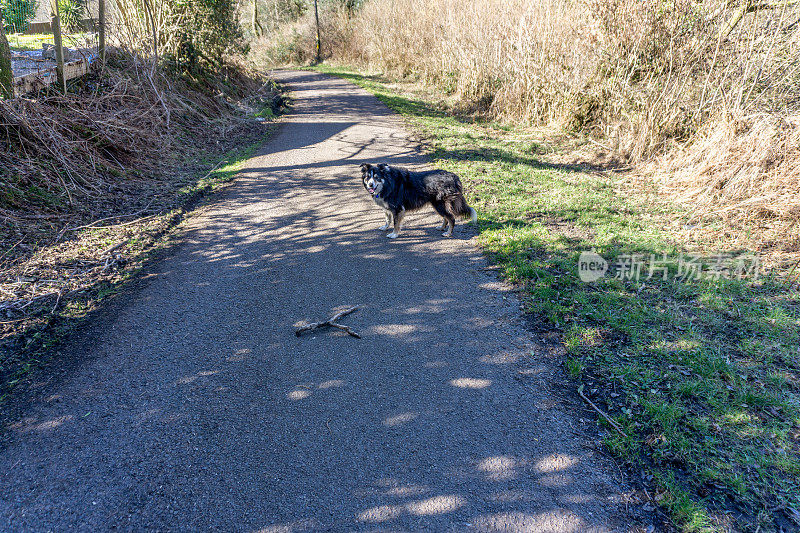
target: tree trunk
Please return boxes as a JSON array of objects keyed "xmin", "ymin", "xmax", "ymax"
[
  {"xmin": 313, "ymin": 0, "xmax": 321, "ymax": 64},
  {"xmin": 0, "ymin": 8, "xmax": 13, "ymax": 98},
  {"xmin": 252, "ymin": 0, "xmax": 263, "ymax": 37}
]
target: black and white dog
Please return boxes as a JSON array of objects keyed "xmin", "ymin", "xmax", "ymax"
[{"xmin": 360, "ymin": 163, "xmax": 477, "ymax": 238}]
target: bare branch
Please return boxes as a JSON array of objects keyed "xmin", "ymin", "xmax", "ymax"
[{"xmin": 295, "ymin": 306, "xmax": 361, "ymax": 338}]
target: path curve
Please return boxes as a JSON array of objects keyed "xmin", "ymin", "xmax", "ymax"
[{"xmin": 0, "ymin": 70, "xmax": 640, "ymax": 531}]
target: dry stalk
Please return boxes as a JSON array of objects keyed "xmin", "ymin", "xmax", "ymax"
[{"xmin": 578, "ymin": 386, "xmax": 628, "ymax": 437}]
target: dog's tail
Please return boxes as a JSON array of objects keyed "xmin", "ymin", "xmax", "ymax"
[{"xmin": 452, "ymin": 195, "xmax": 478, "ymax": 224}]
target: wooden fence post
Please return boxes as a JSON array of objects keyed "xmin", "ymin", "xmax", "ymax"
[
  {"xmin": 98, "ymin": 0, "xmax": 106, "ymax": 64},
  {"xmin": 0, "ymin": 7, "xmax": 13, "ymax": 98},
  {"xmin": 51, "ymin": 1, "xmax": 67, "ymax": 93}
]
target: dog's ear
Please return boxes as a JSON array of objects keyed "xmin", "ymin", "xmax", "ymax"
[
  {"xmin": 360, "ymin": 163, "xmax": 370, "ymax": 173},
  {"xmin": 377, "ymin": 163, "xmax": 389, "ymax": 173}
]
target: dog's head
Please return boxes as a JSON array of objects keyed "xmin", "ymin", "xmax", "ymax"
[{"xmin": 360, "ymin": 163, "xmax": 389, "ymax": 197}]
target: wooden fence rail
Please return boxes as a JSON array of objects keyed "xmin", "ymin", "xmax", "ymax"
[
  {"xmin": 13, "ymin": 55, "xmax": 94, "ymax": 96},
  {"xmin": 2, "ymin": 4, "xmax": 103, "ymax": 99}
]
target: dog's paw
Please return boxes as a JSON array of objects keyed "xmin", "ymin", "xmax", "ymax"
[
  {"xmin": 441, "ymin": 231, "xmax": 453, "ymax": 237},
  {"xmin": 386, "ymin": 232, "xmax": 399, "ymax": 239},
  {"xmin": 378, "ymin": 224, "xmax": 390, "ymax": 231}
]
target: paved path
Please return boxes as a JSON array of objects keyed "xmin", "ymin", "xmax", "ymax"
[{"xmin": 0, "ymin": 70, "xmax": 639, "ymax": 531}]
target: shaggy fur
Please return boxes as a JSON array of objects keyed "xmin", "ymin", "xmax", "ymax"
[{"xmin": 360, "ymin": 162, "xmax": 477, "ymax": 238}]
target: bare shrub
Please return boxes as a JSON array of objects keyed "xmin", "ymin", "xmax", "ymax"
[
  {"xmin": 112, "ymin": 0, "xmax": 245, "ymax": 72},
  {"xmin": 0, "ymin": 51, "xmax": 268, "ymax": 215}
]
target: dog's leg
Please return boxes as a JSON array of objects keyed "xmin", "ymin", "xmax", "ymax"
[
  {"xmin": 378, "ymin": 210, "xmax": 392, "ymax": 231},
  {"xmin": 442, "ymin": 201, "xmax": 456, "ymax": 237},
  {"xmin": 432, "ymin": 201, "xmax": 449, "ymax": 231},
  {"xmin": 442, "ymin": 219, "xmax": 455, "ymax": 237},
  {"xmin": 386, "ymin": 208, "xmax": 405, "ymax": 239}
]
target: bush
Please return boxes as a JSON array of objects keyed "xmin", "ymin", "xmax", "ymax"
[
  {"xmin": 58, "ymin": 0, "xmax": 86, "ymax": 32},
  {"xmin": 166, "ymin": 0, "xmax": 247, "ymax": 71},
  {"xmin": 1, "ymin": 0, "xmax": 38, "ymax": 33},
  {"xmin": 114, "ymin": 0, "xmax": 246, "ymax": 75}
]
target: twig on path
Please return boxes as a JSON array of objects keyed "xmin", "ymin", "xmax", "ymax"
[
  {"xmin": 578, "ymin": 386, "xmax": 628, "ymax": 437},
  {"xmin": 295, "ymin": 306, "xmax": 361, "ymax": 338}
]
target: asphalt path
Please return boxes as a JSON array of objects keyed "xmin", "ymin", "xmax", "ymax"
[{"xmin": 0, "ymin": 70, "xmax": 642, "ymax": 532}]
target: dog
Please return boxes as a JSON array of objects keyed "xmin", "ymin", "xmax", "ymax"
[{"xmin": 360, "ymin": 162, "xmax": 477, "ymax": 238}]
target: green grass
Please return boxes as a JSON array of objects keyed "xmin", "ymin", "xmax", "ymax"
[
  {"xmin": 7, "ymin": 32, "xmax": 93, "ymax": 52},
  {"xmin": 254, "ymin": 107, "xmax": 275, "ymax": 119},
  {"xmin": 313, "ymin": 64, "xmax": 800, "ymax": 531}
]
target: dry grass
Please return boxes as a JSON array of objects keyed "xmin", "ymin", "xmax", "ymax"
[
  {"xmin": 1, "ymin": 50, "xmax": 269, "ymax": 217},
  {"xmin": 254, "ymin": 0, "xmax": 800, "ymax": 229},
  {"xmin": 1, "ymin": 60, "xmax": 166, "ymax": 214},
  {"xmin": 657, "ymin": 113, "xmax": 800, "ymax": 221}
]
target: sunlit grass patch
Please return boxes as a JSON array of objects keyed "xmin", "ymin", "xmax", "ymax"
[{"xmin": 7, "ymin": 32, "xmax": 93, "ymax": 52}]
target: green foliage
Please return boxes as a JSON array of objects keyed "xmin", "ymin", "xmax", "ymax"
[
  {"xmin": 57, "ymin": 0, "xmax": 86, "ymax": 31},
  {"xmin": 1, "ymin": 0, "xmax": 38, "ymax": 33},
  {"xmin": 164, "ymin": 0, "xmax": 247, "ymax": 74}
]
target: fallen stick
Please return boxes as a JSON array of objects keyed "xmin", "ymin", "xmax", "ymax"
[
  {"xmin": 84, "ymin": 213, "xmax": 159, "ymax": 230},
  {"xmin": 102, "ymin": 240, "xmax": 128, "ymax": 257},
  {"xmin": 577, "ymin": 386, "xmax": 628, "ymax": 437},
  {"xmin": 58, "ymin": 200, "xmax": 155, "ymax": 239},
  {"xmin": 295, "ymin": 306, "xmax": 361, "ymax": 338}
]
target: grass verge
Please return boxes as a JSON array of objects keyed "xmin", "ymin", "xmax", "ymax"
[
  {"xmin": 312, "ymin": 64, "xmax": 800, "ymax": 531},
  {"xmin": 7, "ymin": 32, "xmax": 93, "ymax": 52}
]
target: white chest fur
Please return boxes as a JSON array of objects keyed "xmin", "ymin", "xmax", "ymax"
[{"xmin": 372, "ymin": 196, "xmax": 390, "ymax": 210}]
